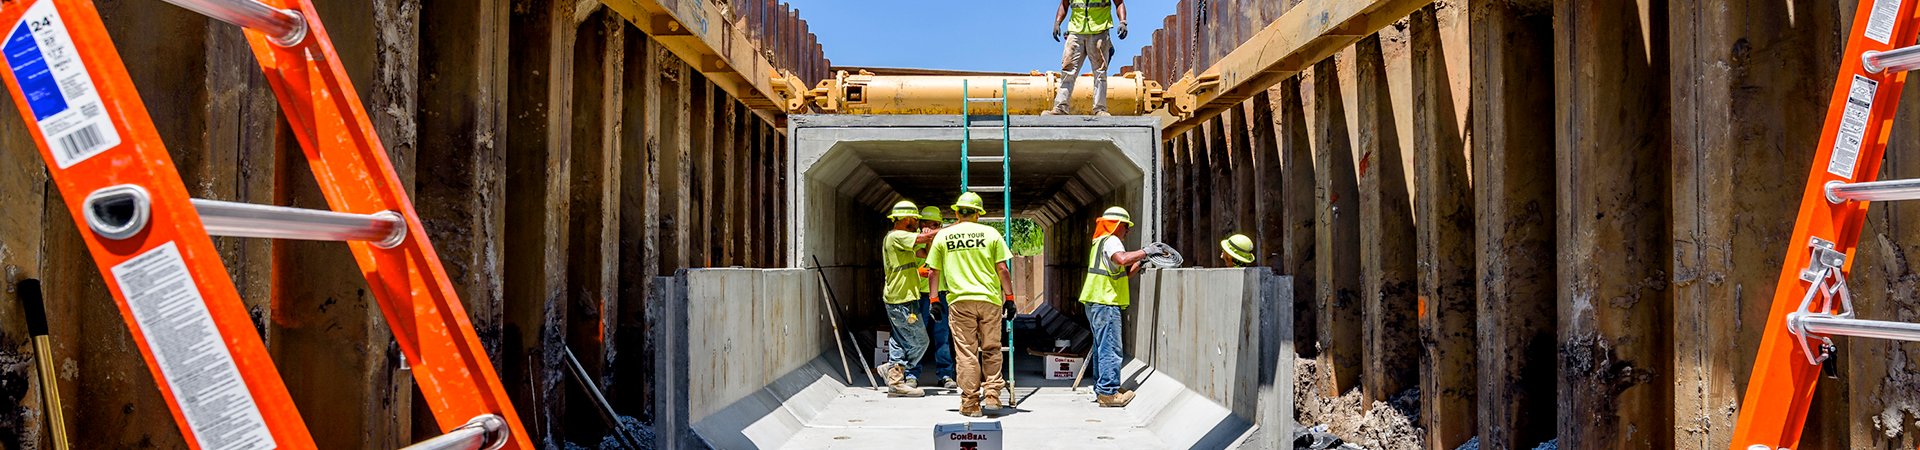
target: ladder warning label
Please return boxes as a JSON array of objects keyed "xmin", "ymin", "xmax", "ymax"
[
  {"xmin": 111, "ymin": 242, "xmax": 276, "ymax": 450},
  {"xmin": 1866, "ymin": 0, "xmax": 1902, "ymax": 44},
  {"xmin": 1830, "ymin": 75, "xmax": 1878, "ymax": 179},
  {"xmin": 3, "ymin": 0, "xmax": 120, "ymax": 169}
]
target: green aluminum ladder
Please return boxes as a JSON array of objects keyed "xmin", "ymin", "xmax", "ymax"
[{"xmin": 961, "ymin": 79, "xmax": 1016, "ymax": 404}]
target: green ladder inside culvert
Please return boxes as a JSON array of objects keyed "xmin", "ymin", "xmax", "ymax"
[{"xmin": 961, "ymin": 79, "xmax": 1016, "ymax": 402}]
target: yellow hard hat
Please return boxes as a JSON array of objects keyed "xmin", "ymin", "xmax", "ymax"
[
  {"xmin": 1101, "ymin": 206, "xmax": 1133, "ymax": 226},
  {"xmin": 952, "ymin": 192, "xmax": 986, "ymax": 213},
  {"xmin": 1220, "ymin": 234, "xmax": 1255, "ymax": 264},
  {"xmin": 919, "ymin": 206, "xmax": 944, "ymax": 222},
  {"xmin": 888, "ymin": 200, "xmax": 921, "ymax": 220}
]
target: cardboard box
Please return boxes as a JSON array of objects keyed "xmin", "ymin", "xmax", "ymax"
[
  {"xmin": 1045, "ymin": 355, "xmax": 1084, "ymax": 380},
  {"xmin": 873, "ymin": 330, "xmax": 891, "ymax": 370},
  {"xmin": 933, "ymin": 421, "xmax": 1002, "ymax": 450}
]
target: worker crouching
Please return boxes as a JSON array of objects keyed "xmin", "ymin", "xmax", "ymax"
[
  {"xmin": 879, "ymin": 200, "xmax": 939, "ymax": 397},
  {"xmin": 1080, "ymin": 206, "xmax": 1155, "ymax": 407},
  {"xmin": 925, "ymin": 192, "xmax": 1015, "ymax": 417}
]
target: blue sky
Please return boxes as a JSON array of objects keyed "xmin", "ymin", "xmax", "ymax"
[{"xmin": 783, "ymin": 0, "xmax": 1179, "ymax": 73}]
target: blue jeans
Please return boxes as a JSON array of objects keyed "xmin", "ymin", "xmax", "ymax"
[
  {"xmin": 886, "ymin": 298, "xmax": 930, "ymax": 380},
  {"xmin": 923, "ymin": 292, "xmax": 955, "ymax": 379},
  {"xmin": 1085, "ymin": 302, "xmax": 1124, "ymax": 396}
]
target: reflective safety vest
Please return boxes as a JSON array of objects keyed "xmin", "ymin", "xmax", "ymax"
[
  {"xmin": 1079, "ymin": 235, "xmax": 1130, "ymax": 308},
  {"xmin": 1066, "ymin": 0, "xmax": 1115, "ymax": 35}
]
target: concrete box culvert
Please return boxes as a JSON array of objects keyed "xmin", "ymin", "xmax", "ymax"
[{"xmin": 787, "ymin": 115, "xmax": 1162, "ymax": 315}]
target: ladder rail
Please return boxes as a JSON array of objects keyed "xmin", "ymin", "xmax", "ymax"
[
  {"xmin": 241, "ymin": 0, "xmax": 532, "ymax": 445},
  {"xmin": 1731, "ymin": 1, "xmax": 1920, "ymax": 449}
]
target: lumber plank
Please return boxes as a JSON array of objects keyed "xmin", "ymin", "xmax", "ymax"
[
  {"xmin": 1277, "ymin": 77, "xmax": 1318, "ymax": 358},
  {"xmin": 1311, "ymin": 59, "xmax": 1363, "ymax": 395},
  {"xmin": 1408, "ymin": 5, "xmax": 1475, "ymax": 448},
  {"xmin": 615, "ymin": 25, "xmax": 660, "ymax": 413},
  {"xmin": 1467, "ymin": 1, "xmax": 1556, "ymax": 448},
  {"xmin": 1553, "ymin": 0, "xmax": 1672, "ymax": 447},
  {"xmin": 1353, "ymin": 34, "xmax": 1419, "ymax": 405},
  {"xmin": 503, "ymin": 0, "xmax": 577, "ymax": 444},
  {"xmin": 565, "ymin": 10, "xmax": 625, "ymax": 442}
]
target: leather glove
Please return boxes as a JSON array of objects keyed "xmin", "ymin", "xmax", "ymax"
[
  {"xmin": 1053, "ymin": 23, "xmax": 1063, "ymax": 42},
  {"xmin": 1117, "ymin": 21, "xmax": 1128, "ymax": 39}
]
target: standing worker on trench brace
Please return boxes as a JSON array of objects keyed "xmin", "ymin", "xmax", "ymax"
[
  {"xmin": 915, "ymin": 206, "xmax": 959, "ymax": 390},
  {"xmin": 1220, "ymin": 234, "xmax": 1255, "ymax": 268},
  {"xmin": 879, "ymin": 200, "xmax": 940, "ymax": 397},
  {"xmin": 1082, "ymin": 206, "xmax": 1154, "ymax": 407},
  {"xmin": 1045, "ymin": 0, "xmax": 1127, "ymax": 116},
  {"xmin": 926, "ymin": 192, "xmax": 1016, "ymax": 417}
]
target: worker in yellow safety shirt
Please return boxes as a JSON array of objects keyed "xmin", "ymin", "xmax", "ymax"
[
  {"xmin": 1046, "ymin": 0, "xmax": 1127, "ymax": 116},
  {"xmin": 879, "ymin": 200, "xmax": 939, "ymax": 397},
  {"xmin": 914, "ymin": 206, "xmax": 958, "ymax": 389},
  {"xmin": 925, "ymin": 192, "xmax": 1015, "ymax": 417},
  {"xmin": 1220, "ymin": 234, "xmax": 1255, "ymax": 268},
  {"xmin": 1080, "ymin": 206, "xmax": 1154, "ymax": 407}
]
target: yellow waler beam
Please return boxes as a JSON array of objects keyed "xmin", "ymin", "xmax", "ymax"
[
  {"xmin": 792, "ymin": 71, "xmax": 1166, "ymax": 115},
  {"xmin": 598, "ymin": 0, "xmax": 814, "ymax": 124},
  {"xmin": 1161, "ymin": 0, "xmax": 1433, "ymax": 139}
]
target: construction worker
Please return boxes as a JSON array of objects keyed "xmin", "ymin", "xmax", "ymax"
[
  {"xmin": 1080, "ymin": 206, "xmax": 1156, "ymax": 407},
  {"xmin": 916, "ymin": 206, "xmax": 958, "ymax": 389},
  {"xmin": 1220, "ymin": 234, "xmax": 1255, "ymax": 268},
  {"xmin": 925, "ymin": 192, "xmax": 1015, "ymax": 417},
  {"xmin": 879, "ymin": 200, "xmax": 937, "ymax": 396},
  {"xmin": 1046, "ymin": 0, "xmax": 1127, "ymax": 116}
]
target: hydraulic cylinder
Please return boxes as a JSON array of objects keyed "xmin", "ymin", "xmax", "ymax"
[{"xmin": 796, "ymin": 70, "xmax": 1165, "ymax": 115}]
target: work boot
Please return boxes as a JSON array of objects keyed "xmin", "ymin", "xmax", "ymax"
[
  {"xmin": 1097, "ymin": 390, "xmax": 1136, "ymax": 407},
  {"xmin": 1042, "ymin": 106, "xmax": 1067, "ymax": 116},
  {"xmin": 941, "ymin": 377, "xmax": 957, "ymax": 389},
  {"xmin": 882, "ymin": 364, "xmax": 925, "ymax": 397},
  {"xmin": 1094, "ymin": 110, "xmax": 1111, "ymax": 116},
  {"xmin": 982, "ymin": 390, "xmax": 1002, "ymax": 411},
  {"xmin": 960, "ymin": 397, "xmax": 983, "ymax": 417}
]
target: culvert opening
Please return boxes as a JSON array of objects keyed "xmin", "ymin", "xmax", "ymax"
[{"xmin": 788, "ymin": 114, "xmax": 1162, "ymax": 350}]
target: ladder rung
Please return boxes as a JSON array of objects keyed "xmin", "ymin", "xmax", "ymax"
[
  {"xmin": 399, "ymin": 414, "xmax": 508, "ymax": 450},
  {"xmin": 968, "ymin": 186, "xmax": 1006, "ymax": 193},
  {"xmin": 159, "ymin": 0, "xmax": 307, "ymax": 45},
  {"xmin": 1865, "ymin": 44, "xmax": 1920, "ymax": 73},
  {"xmin": 967, "ymin": 156, "xmax": 1005, "ymax": 163},
  {"xmin": 966, "ymin": 97, "xmax": 1006, "ymax": 102},
  {"xmin": 1826, "ymin": 179, "xmax": 1920, "ymax": 203},
  {"xmin": 1796, "ymin": 314, "xmax": 1920, "ymax": 342},
  {"xmin": 190, "ymin": 198, "xmax": 406, "ymax": 247},
  {"xmin": 979, "ymin": 216, "xmax": 1007, "ymax": 222}
]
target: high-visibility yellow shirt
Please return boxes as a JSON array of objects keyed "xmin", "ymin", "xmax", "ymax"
[
  {"xmin": 1066, "ymin": 0, "xmax": 1115, "ymax": 35},
  {"xmin": 1079, "ymin": 235, "xmax": 1130, "ymax": 308},
  {"xmin": 925, "ymin": 222, "xmax": 1012, "ymax": 305},
  {"xmin": 915, "ymin": 241, "xmax": 933, "ymax": 294},
  {"xmin": 882, "ymin": 230, "xmax": 923, "ymax": 304}
]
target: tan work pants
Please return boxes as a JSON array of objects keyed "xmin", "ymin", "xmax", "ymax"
[
  {"xmin": 1052, "ymin": 31, "xmax": 1112, "ymax": 114},
  {"xmin": 949, "ymin": 300, "xmax": 1006, "ymax": 401}
]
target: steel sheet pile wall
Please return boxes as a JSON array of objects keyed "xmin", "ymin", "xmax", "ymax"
[
  {"xmin": 0, "ymin": 0, "xmax": 818, "ymax": 448},
  {"xmin": 1135, "ymin": 0, "xmax": 1899, "ymax": 449}
]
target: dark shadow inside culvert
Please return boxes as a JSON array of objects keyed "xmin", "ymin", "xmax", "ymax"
[{"xmin": 786, "ymin": 114, "xmax": 1161, "ymax": 339}]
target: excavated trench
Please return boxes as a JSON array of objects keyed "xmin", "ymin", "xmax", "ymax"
[{"xmin": 651, "ymin": 114, "xmax": 1291, "ymax": 450}]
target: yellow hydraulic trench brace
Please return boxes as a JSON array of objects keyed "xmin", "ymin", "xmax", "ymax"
[{"xmin": 776, "ymin": 70, "xmax": 1166, "ymax": 116}]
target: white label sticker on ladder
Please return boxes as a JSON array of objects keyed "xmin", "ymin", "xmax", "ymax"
[
  {"xmin": 3, "ymin": 0, "xmax": 121, "ymax": 169},
  {"xmin": 1866, "ymin": 0, "xmax": 1902, "ymax": 44},
  {"xmin": 1830, "ymin": 75, "xmax": 1879, "ymax": 179},
  {"xmin": 112, "ymin": 242, "xmax": 276, "ymax": 450}
]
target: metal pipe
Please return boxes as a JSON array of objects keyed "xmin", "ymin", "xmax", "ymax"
[
  {"xmin": 804, "ymin": 71, "xmax": 1165, "ymax": 115},
  {"xmin": 1864, "ymin": 45, "xmax": 1920, "ymax": 73},
  {"xmin": 1825, "ymin": 178, "xmax": 1920, "ymax": 203},
  {"xmin": 1800, "ymin": 315, "xmax": 1920, "ymax": 343},
  {"xmin": 191, "ymin": 199, "xmax": 406, "ymax": 248},
  {"xmin": 158, "ymin": 0, "xmax": 307, "ymax": 46},
  {"xmin": 398, "ymin": 415, "xmax": 508, "ymax": 450}
]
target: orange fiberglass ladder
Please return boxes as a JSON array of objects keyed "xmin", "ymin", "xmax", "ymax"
[
  {"xmin": 1733, "ymin": 1, "xmax": 1920, "ymax": 449},
  {"xmin": 0, "ymin": 0, "xmax": 528, "ymax": 448}
]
